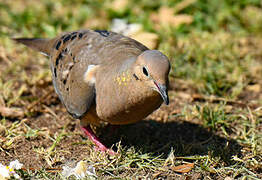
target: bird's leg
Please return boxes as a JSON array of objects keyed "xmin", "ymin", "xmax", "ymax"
[{"xmin": 80, "ymin": 125, "xmax": 116, "ymax": 155}]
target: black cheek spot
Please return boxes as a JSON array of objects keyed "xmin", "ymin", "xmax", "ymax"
[
  {"xmin": 55, "ymin": 41, "xmax": 61, "ymax": 50},
  {"xmin": 133, "ymin": 73, "xmax": 139, "ymax": 80},
  {"xmin": 66, "ymin": 87, "xmax": 69, "ymax": 91},
  {"xmin": 54, "ymin": 67, "xmax": 57, "ymax": 77},
  {"xmin": 63, "ymin": 34, "xmax": 71, "ymax": 43}
]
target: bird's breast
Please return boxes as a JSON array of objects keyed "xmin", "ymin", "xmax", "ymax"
[{"xmin": 95, "ymin": 78, "xmax": 163, "ymax": 125}]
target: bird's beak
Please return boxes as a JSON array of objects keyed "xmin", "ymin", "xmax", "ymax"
[{"xmin": 153, "ymin": 81, "xmax": 169, "ymax": 105}]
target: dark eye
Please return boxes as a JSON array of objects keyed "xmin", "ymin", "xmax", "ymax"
[{"xmin": 143, "ymin": 67, "xmax": 149, "ymax": 76}]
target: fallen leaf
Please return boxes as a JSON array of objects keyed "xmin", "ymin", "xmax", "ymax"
[
  {"xmin": 0, "ymin": 106, "xmax": 24, "ymax": 118},
  {"xmin": 171, "ymin": 163, "xmax": 194, "ymax": 173},
  {"xmin": 246, "ymin": 84, "xmax": 260, "ymax": 93},
  {"xmin": 150, "ymin": 6, "xmax": 193, "ymax": 29},
  {"xmin": 107, "ymin": 0, "xmax": 128, "ymax": 12},
  {"xmin": 130, "ymin": 32, "xmax": 159, "ymax": 49}
]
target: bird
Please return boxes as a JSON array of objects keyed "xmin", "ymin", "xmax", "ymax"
[{"xmin": 13, "ymin": 29, "xmax": 171, "ymax": 154}]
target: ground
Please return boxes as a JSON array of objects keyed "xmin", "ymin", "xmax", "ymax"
[{"xmin": 0, "ymin": 0, "xmax": 261, "ymax": 179}]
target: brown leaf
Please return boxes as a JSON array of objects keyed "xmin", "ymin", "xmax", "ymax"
[
  {"xmin": 171, "ymin": 163, "xmax": 194, "ymax": 173},
  {"xmin": 150, "ymin": 6, "xmax": 193, "ymax": 29},
  {"xmin": 130, "ymin": 32, "xmax": 159, "ymax": 49},
  {"xmin": 246, "ymin": 84, "xmax": 261, "ymax": 93},
  {"xmin": 107, "ymin": 0, "xmax": 128, "ymax": 12},
  {"xmin": 0, "ymin": 106, "xmax": 24, "ymax": 118}
]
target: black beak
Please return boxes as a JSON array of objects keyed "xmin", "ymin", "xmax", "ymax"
[{"xmin": 154, "ymin": 81, "xmax": 169, "ymax": 105}]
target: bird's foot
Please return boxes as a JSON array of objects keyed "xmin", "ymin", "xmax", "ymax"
[{"xmin": 80, "ymin": 126, "xmax": 116, "ymax": 155}]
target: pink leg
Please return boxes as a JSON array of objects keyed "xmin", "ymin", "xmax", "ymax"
[{"xmin": 80, "ymin": 126, "xmax": 116, "ymax": 155}]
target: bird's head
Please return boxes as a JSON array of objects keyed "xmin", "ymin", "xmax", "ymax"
[{"xmin": 134, "ymin": 50, "xmax": 170, "ymax": 105}]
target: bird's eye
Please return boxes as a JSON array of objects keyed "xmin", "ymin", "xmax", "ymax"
[{"xmin": 142, "ymin": 67, "xmax": 149, "ymax": 76}]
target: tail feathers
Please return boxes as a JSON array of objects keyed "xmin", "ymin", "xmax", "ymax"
[{"xmin": 13, "ymin": 38, "xmax": 53, "ymax": 56}]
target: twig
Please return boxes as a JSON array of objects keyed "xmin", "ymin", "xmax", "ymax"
[{"xmin": 21, "ymin": 167, "xmax": 62, "ymax": 173}]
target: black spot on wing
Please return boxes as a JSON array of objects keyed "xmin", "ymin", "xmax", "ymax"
[
  {"xmin": 78, "ymin": 33, "xmax": 83, "ymax": 38},
  {"xmin": 63, "ymin": 34, "xmax": 71, "ymax": 43},
  {"xmin": 69, "ymin": 65, "xmax": 74, "ymax": 71},
  {"xmin": 55, "ymin": 52, "xmax": 63, "ymax": 66},
  {"xmin": 71, "ymin": 34, "xmax": 77, "ymax": 41},
  {"xmin": 61, "ymin": 34, "xmax": 67, "ymax": 39},
  {"xmin": 63, "ymin": 79, "xmax": 67, "ymax": 85},
  {"xmin": 54, "ymin": 67, "xmax": 57, "ymax": 77},
  {"xmin": 95, "ymin": 30, "xmax": 110, "ymax": 37},
  {"xmin": 55, "ymin": 40, "xmax": 61, "ymax": 50}
]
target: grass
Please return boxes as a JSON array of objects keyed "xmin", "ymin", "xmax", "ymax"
[{"xmin": 0, "ymin": 0, "xmax": 262, "ymax": 179}]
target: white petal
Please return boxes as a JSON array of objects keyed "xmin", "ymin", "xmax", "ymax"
[
  {"xmin": 9, "ymin": 160, "xmax": 23, "ymax": 170},
  {"xmin": 61, "ymin": 165, "xmax": 74, "ymax": 178},
  {"xmin": 0, "ymin": 165, "xmax": 10, "ymax": 178}
]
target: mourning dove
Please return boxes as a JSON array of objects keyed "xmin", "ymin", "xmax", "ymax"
[{"xmin": 14, "ymin": 30, "xmax": 170, "ymax": 154}]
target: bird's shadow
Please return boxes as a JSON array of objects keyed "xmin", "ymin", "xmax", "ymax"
[{"xmin": 101, "ymin": 119, "xmax": 242, "ymax": 165}]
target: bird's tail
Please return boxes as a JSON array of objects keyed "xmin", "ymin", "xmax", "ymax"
[{"xmin": 13, "ymin": 38, "xmax": 53, "ymax": 56}]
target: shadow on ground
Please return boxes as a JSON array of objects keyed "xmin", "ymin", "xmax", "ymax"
[{"xmin": 101, "ymin": 119, "xmax": 242, "ymax": 165}]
